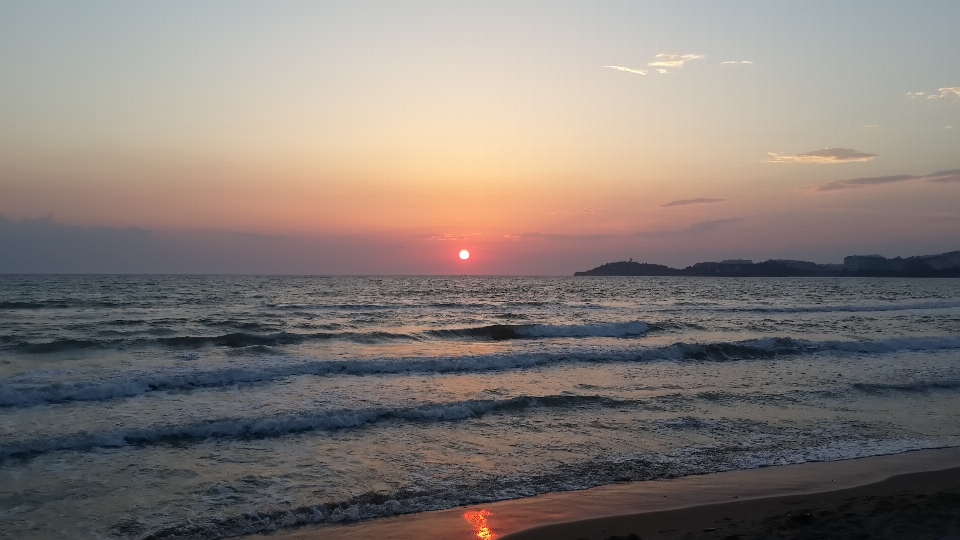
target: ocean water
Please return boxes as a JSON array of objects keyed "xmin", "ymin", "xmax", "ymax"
[{"xmin": 1, "ymin": 275, "xmax": 960, "ymax": 539}]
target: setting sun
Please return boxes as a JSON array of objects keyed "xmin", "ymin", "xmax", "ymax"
[{"xmin": 459, "ymin": 250, "xmax": 470, "ymax": 260}]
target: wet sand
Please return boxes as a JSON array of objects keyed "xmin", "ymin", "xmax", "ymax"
[
  {"xmin": 253, "ymin": 448, "xmax": 960, "ymax": 540},
  {"xmin": 505, "ymin": 464, "xmax": 960, "ymax": 540}
]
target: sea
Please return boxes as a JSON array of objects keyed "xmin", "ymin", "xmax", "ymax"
[{"xmin": 1, "ymin": 275, "xmax": 959, "ymax": 539}]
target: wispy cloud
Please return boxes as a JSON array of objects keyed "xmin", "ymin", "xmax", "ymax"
[
  {"xmin": 806, "ymin": 168, "xmax": 960, "ymax": 191},
  {"xmin": 604, "ymin": 65, "xmax": 646, "ymax": 76},
  {"xmin": 939, "ymin": 87, "xmax": 960, "ymax": 98},
  {"xmin": 924, "ymin": 169, "xmax": 960, "ymax": 183},
  {"xmin": 503, "ymin": 218, "xmax": 743, "ymax": 241},
  {"xmin": 656, "ymin": 68, "xmax": 668, "ymax": 74},
  {"xmin": 767, "ymin": 148, "xmax": 878, "ymax": 164},
  {"xmin": 503, "ymin": 231, "xmax": 547, "ymax": 240},
  {"xmin": 863, "ymin": 124, "xmax": 879, "ymax": 128},
  {"xmin": 648, "ymin": 53, "xmax": 704, "ymax": 69},
  {"xmin": 417, "ymin": 233, "xmax": 481, "ymax": 241},
  {"xmin": 637, "ymin": 218, "xmax": 744, "ymax": 236},
  {"xmin": 809, "ymin": 175, "xmax": 913, "ymax": 192},
  {"xmin": 946, "ymin": 125, "xmax": 954, "ymax": 130},
  {"xmin": 661, "ymin": 198, "xmax": 727, "ymax": 208},
  {"xmin": 721, "ymin": 60, "xmax": 753, "ymax": 65},
  {"xmin": 680, "ymin": 218, "xmax": 743, "ymax": 234}
]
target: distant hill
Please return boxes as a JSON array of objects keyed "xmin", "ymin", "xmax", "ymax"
[
  {"xmin": 574, "ymin": 251, "xmax": 960, "ymax": 277},
  {"xmin": 572, "ymin": 261, "xmax": 682, "ymax": 276}
]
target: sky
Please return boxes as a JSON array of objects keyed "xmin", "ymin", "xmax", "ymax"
[{"xmin": 1, "ymin": 0, "xmax": 959, "ymax": 274}]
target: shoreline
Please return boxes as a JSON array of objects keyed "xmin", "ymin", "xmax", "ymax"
[{"xmin": 252, "ymin": 447, "xmax": 960, "ymax": 540}]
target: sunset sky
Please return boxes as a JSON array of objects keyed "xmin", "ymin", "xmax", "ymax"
[{"xmin": 1, "ymin": 1, "xmax": 959, "ymax": 274}]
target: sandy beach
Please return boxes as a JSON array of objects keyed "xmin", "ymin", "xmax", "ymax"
[
  {"xmin": 505, "ymin": 462, "xmax": 960, "ymax": 540},
  {"xmin": 252, "ymin": 447, "xmax": 960, "ymax": 540}
]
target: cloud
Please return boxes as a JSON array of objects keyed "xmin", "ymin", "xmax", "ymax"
[
  {"xmin": 809, "ymin": 175, "xmax": 914, "ymax": 192},
  {"xmin": 767, "ymin": 148, "xmax": 878, "ymax": 164},
  {"xmin": 604, "ymin": 65, "xmax": 646, "ymax": 75},
  {"xmin": 807, "ymin": 168, "xmax": 960, "ymax": 191},
  {"xmin": 906, "ymin": 87, "xmax": 960, "ymax": 99},
  {"xmin": 946, "ymin": 125, "xmax": 954, "ymax": 130},
  {"xmin": 632, "ymin": 218, "xmax": 744, "ymax": 236},
  {"xmin": 418, "ymin": 233, "xmax": 480, "ymax": 241},
  {"xmin": 661, "ymin": 198, "xmax": 727, "ymax": 208},
  {"xmin": 503, "ymin": 231, "xmax": 548, "ymax": 240},
  {"xmin": 680, "ymin": 218, "xmax": 743, "ymax": 234},
  {"xmin": 503, "ymin": 219, "xmax": 743, "ymax": 241},
  {"xmin": 863, "ymin": 124, "xmax": 879, "ymax": 128},
  {"xmin": 648, "ymin": 53, "xmax": 704, "ymax": 69},
  {"xmin": 721, "ymin": 60, "xmax": 753, "ymax": 65},
  {"xmin": 923, "ymin": 169, "xmax": 960, "ymax": 183},
  {"xmin": 656, "ymin": 68, "xmax": 668, "ymax": 74}
]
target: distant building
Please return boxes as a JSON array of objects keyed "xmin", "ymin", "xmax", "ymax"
[
  {"xmin": 720, "ymin": 259, "xmax": 752, "ymax": 265},
  {"xmin": 844, "ymin": 255, "xmax": 888, "ymax": 272}
]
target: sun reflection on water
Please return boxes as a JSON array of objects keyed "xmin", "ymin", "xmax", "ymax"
[{"xmin": 463, "ymin": 509, "xmax": 497, "ymax": 540}]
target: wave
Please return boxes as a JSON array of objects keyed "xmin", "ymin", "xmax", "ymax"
[
  {"xmin": 0, "ymin": 300, "xmax": 70, "ymax": 309},
  {"xmin": 0, "ymin": 394, "xmax": 627, "ymax": 459},
  {"xmin": 3, "ymin": 321, "xmax": 650, "ymax": 353},
  {"xmin": 428, "ymin": 321, "xmax": 650, "ymax": 340},
  {"xmin": 0, "ymin": 299, "xmax": 136, "ymax": 310},
  {"xmin": 0, "ymin": 390, "xmax": 864, "ymax": 460},
  {"xmin": 4, "ymin": 330, "xmax": 419, "ymax": 353},
  {"xmin": 3, "ymin": 334, "xmax": 960, "ymax": 408},
  {"xmin": 852, "ymin": 380, "xmax": 960, "ymax": 393},
  {"xmin": 517, "ymin": 321, "xmax": 650, "ymax": 338},
  {"xmin": 18, "ymin": 338, "xmax": 107, "ymax": 354},
  {"xmin": 719, "ymin": 299, "xmax": 960, "ymax": 314}
]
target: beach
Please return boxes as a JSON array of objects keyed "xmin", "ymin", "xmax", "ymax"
[{"xmin": 253, "ymin": 447, "xmax": 960, "ymax": 540}]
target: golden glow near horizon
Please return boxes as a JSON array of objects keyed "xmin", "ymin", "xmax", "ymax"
[{"xmin": 1, "ymin": 1, "xmax": 958, "ymax": 274}]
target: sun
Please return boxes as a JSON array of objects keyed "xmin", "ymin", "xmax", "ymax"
[{"xmin": 459, "ymin": 249, "xmax": 470, "ymax": 260}]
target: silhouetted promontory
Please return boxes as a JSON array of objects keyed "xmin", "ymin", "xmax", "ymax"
[{"xmin": 574, "ymin": 251, "xmax": 960, "ymax": 277}]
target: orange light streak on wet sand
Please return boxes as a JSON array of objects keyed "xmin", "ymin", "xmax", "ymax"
[{"xmin": 463, "ymin": 509, "xmax": 497, "ymax": 540}]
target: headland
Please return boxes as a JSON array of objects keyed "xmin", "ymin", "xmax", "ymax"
[{"xmin": 574, "ymin": 250, "xmax": 960, "ymax": 277}]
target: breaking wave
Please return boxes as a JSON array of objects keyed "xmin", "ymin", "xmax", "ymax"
[
  {"xmin": 429, "ymin": 321, "xmax": 650, "ymax": 340},
  {"xmin": 0, "ymin": 394, "xmax": 627, "ymax": 459},
  {"xmin": 4, "ymin": 331, "xmax": 418, "ymax": 353},
  {"xmin": 4, "ymin": 321, "xmax": 651, "ymax": 353},
  {"xmin": 3, "ymin": 334, "xmax": 960, "ymax": 408}
]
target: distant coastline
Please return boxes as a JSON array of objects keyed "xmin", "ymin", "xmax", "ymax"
[{"xmin": 574, "ymin": 250, "xmax": 960, "ymax": 277}]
